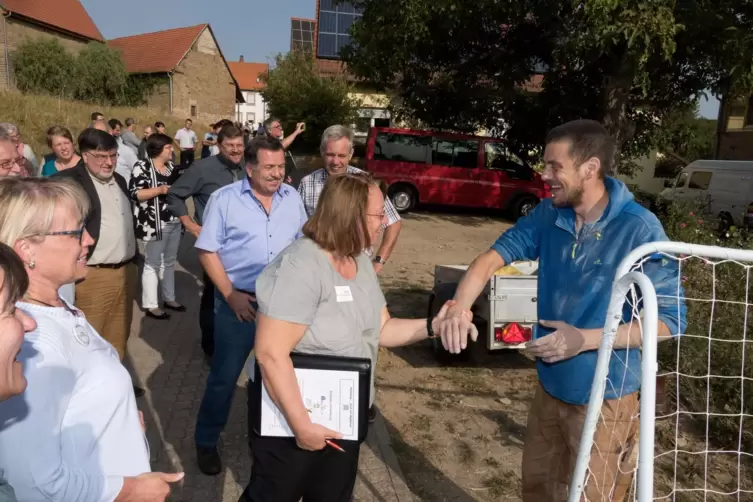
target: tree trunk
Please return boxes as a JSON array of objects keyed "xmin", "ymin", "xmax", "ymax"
[{"xmin": 602, "ymin": 51, "xmax": 637, "ymax": 176}]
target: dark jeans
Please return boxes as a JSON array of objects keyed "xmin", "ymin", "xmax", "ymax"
[
  {"xmin": 239, "ymin": 386, "xmax": 360, "ymax": 502},
  {"xmin": 180, "ymin": 149, "xmax": 195, "ymax": 169},
  {"xmin": 199, "ymin": 272, "xmax": 215, "ymax": 356},
  {"xmin": 195, "ymin": 293, "xmax": 257, "ymax": 448}
]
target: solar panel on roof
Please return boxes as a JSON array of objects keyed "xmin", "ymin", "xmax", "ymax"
[
  {"xmin": 317, "ymin": 1, "xmax": 362, "ymax": 59},
  {"xmin": 290, "ymin": 18, "xmax": 316, "ymax": 54}
]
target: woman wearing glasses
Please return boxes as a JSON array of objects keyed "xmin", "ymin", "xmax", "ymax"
[
  {"xmin": 129, "ymin": 133, "xmax": 185, "ymax": 320},
  {"xmin": 0, "ymin": 178, "xmax": 183, "ymax": 502}
]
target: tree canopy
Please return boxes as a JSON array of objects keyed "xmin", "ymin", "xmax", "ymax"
[
  {"xmin": 344, "ymin": 0, "xmax": 753, "ymax": 173},
  {"xmin": 261, "ymin": 51, "xmax": 361, "ymax": 151}
]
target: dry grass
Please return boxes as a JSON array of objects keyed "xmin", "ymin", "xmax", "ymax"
[{"xmin": 0, "ymin": 90, "xmax": 213, "ymax": 160}]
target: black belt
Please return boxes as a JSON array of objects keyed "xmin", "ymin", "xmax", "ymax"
[{"xmin": 89, "ymin": 258, "xmax": 134, "ymax": 269}]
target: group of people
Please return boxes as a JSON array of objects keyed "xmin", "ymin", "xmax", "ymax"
[{"xmin": 0, "ymin": 112, "xmax": 687, "ymax": 502}]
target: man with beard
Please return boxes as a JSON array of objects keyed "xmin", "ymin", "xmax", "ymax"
[
  {"xmin": 53, "ymin": 128, "xmax": 145, "ymax": 397},
  {"xmin": 192, "ymin": 135, "xmax": 307, "ymax": 475},
  {"xmin": 437, "ymin": 119, "xmax": 686, "ymax": 501},
  {"xmin": 166, "ymin": 124, "xmax": 245, "ymax": 362}
]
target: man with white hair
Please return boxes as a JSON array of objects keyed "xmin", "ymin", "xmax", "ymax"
[
  {"xmin": 0, "ymin": 132, "xmax": 25, "ymax": 178},
  {"xmin": 0, "ymin": 123, "xmax": 37, "ymax": 176},
  {"xmin": 298, "ymin": 125, "xmax": 402, "ymax": 275}
]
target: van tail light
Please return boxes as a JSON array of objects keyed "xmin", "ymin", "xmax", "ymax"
[
  {"xmin": 494, "ymin": 323, "xmax": 532, "ymax": 344},
  {"xmin": 747, "ymin": 202, "xmax": 753, "ymax": 216}
]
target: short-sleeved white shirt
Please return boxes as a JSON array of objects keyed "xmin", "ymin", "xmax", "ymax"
[{"xmin": 175, "ymin": 128, "xmax": 198, "ymax": 149}]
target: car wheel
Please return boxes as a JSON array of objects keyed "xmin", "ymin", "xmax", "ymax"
[
  {"xmin": 513, "ymin": 196, "xmax": 538, "ymax": 220},
  {"xmin": 389, "ymin": 185, "xmax": 416, "ymax": 213}
]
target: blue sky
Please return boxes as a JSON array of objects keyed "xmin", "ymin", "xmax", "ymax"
[
  {"xmin": 80, "ymin": 0, "xmax": 720, "ymax": 119},
  {"xmin": 80, "ymin": 0, "xmax": 315, "ymax": 65}
]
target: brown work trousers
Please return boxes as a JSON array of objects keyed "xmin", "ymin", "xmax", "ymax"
[
  {"xmin": 75, "ymin": 263, "xmax": 138, "ymax": 360},
  {"xmin": 522, "ymin": 385, "xmax": 639, "ymax": 502}
]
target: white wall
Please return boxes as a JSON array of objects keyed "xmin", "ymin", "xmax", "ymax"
[
  {"xmin": 236, "ymin": 90, "xmax": 267, "ymax": 127},
  {"xmin": 617, "ymin": 151, "xmax": 666, "ymax": 195}
]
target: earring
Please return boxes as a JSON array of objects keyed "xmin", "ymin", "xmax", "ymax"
[{"xmin": 28, "ymin": 259, "xmax": 35, "ymax": 270}]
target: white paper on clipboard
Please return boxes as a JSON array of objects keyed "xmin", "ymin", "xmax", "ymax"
[{"xmin": 260, "ymin": 368, "xmax": 360, "ymax": 441}]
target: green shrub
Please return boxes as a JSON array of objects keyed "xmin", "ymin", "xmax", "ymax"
[
  {"xmin": 12, "ymin": 38, "xmax": 76, "ymax": 98},
  {"xmin": 12, "ymin": 39, "xmax": 157, "ymax": 106},
  {"xmin": 658, "ymin": 202, "xmax": 753, "ymax": 450}
]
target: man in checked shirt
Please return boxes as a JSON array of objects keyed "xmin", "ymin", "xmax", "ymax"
[{"xmin": 298, "ymin": 125, "xmax": 402, "ymax": 275}]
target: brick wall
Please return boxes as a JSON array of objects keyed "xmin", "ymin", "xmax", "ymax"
[
  {"xmin": 0, "ymin": 16, "xmax": 89, "ymax": 89},
  {"xmin": 718, "ymin": 132, "xmax": 753, "ymax": 161},
  {"xmin": 170, "ymin": 29, "xmax": 235, "ymax": 124}
]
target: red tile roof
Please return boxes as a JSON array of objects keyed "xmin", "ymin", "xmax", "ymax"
[
  {"xmin": 228, "ymin": 62, "xmax": 268, "ymax": 91},
  {"xmin": 1, "ymin": 0, "xmax": 103, "ymax": 41},
  {"xmin": 108, "ymin": 24, "xmax": 207, "ymax": 74}
]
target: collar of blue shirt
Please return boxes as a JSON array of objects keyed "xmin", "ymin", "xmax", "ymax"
[{"xmin": 240, "ymin": 175, "xmax": 291, "ymax": 199}]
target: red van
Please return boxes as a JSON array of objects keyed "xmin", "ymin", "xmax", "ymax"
[{"xmin": 365, "ymin": 127, "xmax": 549, "ymax": 218}]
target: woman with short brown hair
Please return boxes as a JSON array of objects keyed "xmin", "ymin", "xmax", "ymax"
[
  {"xmin": 41, "ymin": 126, "xmax": 81, "ymax": 177},
  {"xmin": 239, "ymin": 172, "xmax": 465, "ymax": 501}
]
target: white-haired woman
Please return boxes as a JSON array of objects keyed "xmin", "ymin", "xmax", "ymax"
[{"xmin": 0, "ymin": 177, "xmax": 183, "ymax": 502}]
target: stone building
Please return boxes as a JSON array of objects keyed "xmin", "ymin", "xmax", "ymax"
[
  {"xmin": 109, "ymin": 24, "xmax": 242, "ymax": 124},
  {"xmin": 716, "ymin": 95, "xmax": 753, "ymax": 160},
  {"xmin": 0, "ymin": 0, "xmax": 104, "ymax": 89}
]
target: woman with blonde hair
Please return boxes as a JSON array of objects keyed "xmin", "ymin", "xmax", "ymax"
[
  {"xmin": 0, "ymin": 177, "xmax": 183, "ymax": 502},
  {"xmin": 239, "ymin": 172, "xmax": 463, "ymax": 501}
]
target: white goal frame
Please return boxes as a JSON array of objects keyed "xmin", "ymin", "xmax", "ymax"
[{"xmin": 568, "ymin": 241, "xmax": 753, "ymax": 502}]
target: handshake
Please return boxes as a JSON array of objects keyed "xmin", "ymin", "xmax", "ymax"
[{"xmin": 431, "ymin": 300, "xmax": 479, "ymax": 354}]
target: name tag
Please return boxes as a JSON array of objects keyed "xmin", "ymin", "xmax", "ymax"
[{"xmin": 335, "ymin": 286, "xmax": 354, "ymax": 303}]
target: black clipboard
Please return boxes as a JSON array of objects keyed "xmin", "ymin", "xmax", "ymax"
[{"xmin": 250, "ymin": 353, "xmax": 372, "ymax": 442}]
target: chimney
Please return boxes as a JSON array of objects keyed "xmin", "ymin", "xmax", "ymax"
[{"xmin": 239, "ymin": 55, "xmax": 244, "ymax": 62}]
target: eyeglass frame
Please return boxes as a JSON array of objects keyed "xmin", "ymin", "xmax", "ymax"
[
  {"xmin": 0, "ymin": 156, "xmax": 27, "ymax": 172},
  {"xmin": 84, "ymin": 151, "xmax": 119, "ymax": 164},
  {"xmin": 36, "ymin": 222, "xmax": 87, "ymax": 243}
]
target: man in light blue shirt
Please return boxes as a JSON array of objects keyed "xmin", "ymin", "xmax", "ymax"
[{"xmin": 193, "ymin": 135, "xmax": 308, "ymax": 476}]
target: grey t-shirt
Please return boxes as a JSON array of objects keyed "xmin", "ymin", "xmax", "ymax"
[{"xmin": 256, "ymin": 237, "xmax": 386, "ymax": 405}]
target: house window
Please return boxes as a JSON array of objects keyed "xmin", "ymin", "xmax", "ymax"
[
  {"xmin": 190, "ymin": 105, "xmax": 197, "ymax": 118},
  {"xmin": 246, "ymin": 112, "xmax": 256, "ymax": 124},
  {"xmin": 246, "ymin": 92, "xmax": 255, "ymax": 105}
]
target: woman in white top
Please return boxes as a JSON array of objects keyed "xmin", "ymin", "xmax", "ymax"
[{"xmin": 0, "ymin": 178, "xmax": 183, "ymax": 502}]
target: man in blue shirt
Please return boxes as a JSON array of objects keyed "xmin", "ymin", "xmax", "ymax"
[
  {"xmin": 193, "ymin": 135, "xmax": 308, "ymax": 476},
  {"xmin": 438, "ymin": 120, "xmax": 686, "ymax": 501}
]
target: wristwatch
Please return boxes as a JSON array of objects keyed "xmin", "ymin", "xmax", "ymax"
[{"xmin": 373, "ymin": 255, "xmax": 387, "ymax": 265}]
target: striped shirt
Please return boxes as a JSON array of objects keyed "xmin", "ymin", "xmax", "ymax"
[{"xmin": 297, "ymin": 166, "xmax": 400, "ymax": 225}]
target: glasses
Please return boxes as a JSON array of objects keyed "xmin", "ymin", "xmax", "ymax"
[
  {"xmin": 85, "ymin": 151, "xmax": 119, "ymax": 163},
  {"xmin": 0, "ymin": 157, "xmax": 26, "ymax": 172},
  {"xmin": 41, "ymin": 223, "xmax": 86, "ymax": 243},
  {"xmin": 367, "ymin": 212, "xmax": 386, "ymax": 219}
]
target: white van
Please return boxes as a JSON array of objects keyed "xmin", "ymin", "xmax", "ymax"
[{"xmin": 659, "ymin": 160, "xmax": 753, "ymax": 228}]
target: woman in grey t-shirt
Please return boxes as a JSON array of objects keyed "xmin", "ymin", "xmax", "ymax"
[{"xmin": 239, "ymin": 173, "xmax": 463, "ymax": 502}]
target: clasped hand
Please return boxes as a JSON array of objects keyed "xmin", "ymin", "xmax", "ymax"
[
  {"xmin": 436, "ymin": 303, "xmax": 478, "ymax": 354},
  {"xmin": 525, "ymin": 320, "xmax": 585, "ymax": 363}
]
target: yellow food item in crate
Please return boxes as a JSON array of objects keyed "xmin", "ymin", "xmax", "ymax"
[{"xmin": 494, "ymin": 265, "xmax": 523, "ymax": 276}]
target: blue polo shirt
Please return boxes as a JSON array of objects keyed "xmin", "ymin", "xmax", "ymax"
[{"xmin": 195, "ymin": 177, "xmax": 308, "ymax": 293}]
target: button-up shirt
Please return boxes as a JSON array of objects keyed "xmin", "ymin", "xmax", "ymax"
[
  {"xmin": 298, "ymin": 165, "xmax": 400, "ymax": 225},
  {"xmin": 166, "ymin": 154, "xmax": 242, "ymax": 225},
  {"xmin": 87, "ymin": 172, "xmax": 136, "ymax": 266},
  {"xmin": 195, "ymin": 177, "xmax": 308, "ymax": 292}
]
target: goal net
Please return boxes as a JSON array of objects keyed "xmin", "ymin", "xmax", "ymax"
[{"xmin": 568, "ymin": 242, "xmax": 753, "ymax": 502}]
